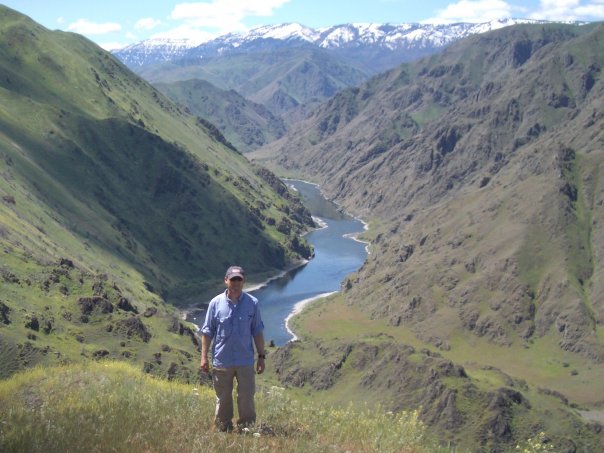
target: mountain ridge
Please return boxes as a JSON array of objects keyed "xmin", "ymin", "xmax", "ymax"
[
  {"xmin": 114, "ymin": 19, "xmax": 576, "ymax": 70},
  {"xmin": 113, "ymin": 19, "xmax": 591, "ymax": 152},
  {"xmin": 155, "ymin": 78, "xmax": 287, "ymax": 153}
]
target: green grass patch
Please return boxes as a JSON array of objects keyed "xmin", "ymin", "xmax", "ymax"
[
  {"xmin": 516, "ymin": 224, "xmax": 555, "ymax": 292},
  {"xmin": 409, "ymin": 104, "xmax": 446, "ymax": 127},
  {"xmin": 292, "ymin": 293, "xmax": 604, "ymax": 407}
]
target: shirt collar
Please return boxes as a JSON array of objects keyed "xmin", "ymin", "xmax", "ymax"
[{"xmin": 225, "ymin": 289, "xmax": 242, "ymax": 305}]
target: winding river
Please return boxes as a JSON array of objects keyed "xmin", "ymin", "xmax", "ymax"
[{"xmin": 188, "ymin": 180, "xmax": 368, "ymax": 345}]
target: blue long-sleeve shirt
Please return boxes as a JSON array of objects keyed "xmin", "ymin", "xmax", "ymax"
[{"xmin": 201, "ymin": 290, "xmax": 264, "ymax": 368}]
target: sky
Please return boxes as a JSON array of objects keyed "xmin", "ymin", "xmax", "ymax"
[{"xmin": 4, "ymin": 0, "xmax": 604, "ymax": 50}]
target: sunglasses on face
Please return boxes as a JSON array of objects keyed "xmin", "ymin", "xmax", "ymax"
[{"xmin": 229, "ymin": 277, "xmax": 243, "ymax": 282}]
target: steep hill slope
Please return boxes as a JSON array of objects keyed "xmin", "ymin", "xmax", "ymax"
[
  {"xmin": 0, "ymin": 6, "xmax": 313, "ymax": 378},
  {"xmin": 254, "ymin": 22, "xmax": 604, "ymax": 449},
  {"xmin": 256, "ymin": 22, "xmax": 604, "ymax": 361},
  {"xmin": 155, "ymin": 78, "xmax": 286, "ymax": 153},
  {"xmin": 137, "ymin": 46, "xmax": 370, "ymax": 121}
]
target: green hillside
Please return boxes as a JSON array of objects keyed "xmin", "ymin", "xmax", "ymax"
[
  {"xmin": 0, "ymin": 6, "xmax": 313, "ymax": 379},
  {"xmin": 139, "ymin": 47, "xmax": 370, "ymax": 121},
  {"xmin": 284, "ymin": 294, "xmax": 603, "ymax": 451},
  {"xmin": 155, "ymin": 78, "xmax": 287, "ymax": 153}
]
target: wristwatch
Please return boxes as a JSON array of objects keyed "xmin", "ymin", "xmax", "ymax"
[{"xmin": 258, "ymin": 354, "xmax": 266, "ymax": 359}]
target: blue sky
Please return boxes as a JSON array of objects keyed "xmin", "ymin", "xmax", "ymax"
[{"xmin": 4, "ymin": 0, "xmax": 604, "ymax": 49}]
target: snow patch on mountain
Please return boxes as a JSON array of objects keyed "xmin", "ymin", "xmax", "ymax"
[{"xmin": 113, "ymin": 19, "xmax": 579, "ymax": 68}]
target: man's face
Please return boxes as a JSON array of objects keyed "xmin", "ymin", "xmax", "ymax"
[{"xmin": 225, "ymin": 275, "xmax": 244, "ymax": 293}]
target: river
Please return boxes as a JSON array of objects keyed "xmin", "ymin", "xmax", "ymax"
[{"xmin": 187, "ymin": 179, "xmax": 368, "ymax": 345}]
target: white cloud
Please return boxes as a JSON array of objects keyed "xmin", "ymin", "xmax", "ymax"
[
  {"xmin": 151, "ymin": 24, "xmax": 217, "ymax": 45},
  {"xmin": 529, "ymin": 0, "xmax": 604, "ymax": 21},
  {"xmin": 170, "ymin": 0, "xmax": 291, "ymax": 32},
  {"xmin": 539, "ymin": 0, "xmax": 580, "ymax": 8},
  {"xmin": 576, "ymin": 4, "xmax": 604, "ymax": 16},
  {"xmin": 423, "ymin": 0, "xmax": 514, "ymax": 24},
  {"xmin": 423, "ymin": 0, "xmax": 604, "ymax": 24},
  {"xmin": 99, "ymin": 41, "xmax": 127, "ymax": 51},
  {"xmin": 135, "ymin": 17, "xmax": 162, "ymax": 30},
  {"xmin": 68, "ymin": 19, "xmax": 122, "ymax": 35}
]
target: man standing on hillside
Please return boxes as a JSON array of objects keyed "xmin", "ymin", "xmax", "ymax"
[{"xmin": 200, "ymin": 265, "xmax": 266, "ymax": 432}]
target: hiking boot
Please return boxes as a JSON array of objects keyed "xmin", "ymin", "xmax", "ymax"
[{"xmin": 215, "ymin": 421, "xmax": 233, "ymax": 433}]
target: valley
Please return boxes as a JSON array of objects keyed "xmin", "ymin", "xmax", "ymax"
[
  {"xmin": 0, "ymin": 5, "xmax": 314, "ymax": 381},
  {"xmin": 1, "ymin": 3, "xmax": 604, "ymax": 451}
]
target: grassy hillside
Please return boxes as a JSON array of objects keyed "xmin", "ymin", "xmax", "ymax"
[
  {"xmin": 0, "ymin": 6, "xmax": 313, "ymax": 379},
  {"xmin": 138, "ymin": 47, "xmax": 369, "ymax": 121},
  {"xmin": 281, "ymin": 294, "xmax": 603, "ymax": 451},
  {"xmin": 0, "ymin": 361, "xmax": 438, "ymax": 453},
  {"xmin": 155, "ymin": 78, "xmax": 287, "ymax": 153}
]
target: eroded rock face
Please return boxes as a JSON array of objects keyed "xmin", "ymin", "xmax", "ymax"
[
  {"xmin": 115, "ymin": 317, "xmax": 151, "ymax": 343},
  {"xmin": 274, "ymin": 341, "xmax": 356, "ymax": 391},
  {"xmin": 259, "ymin": 24, "xmax": 604, "ymax": 366},
  {"xmin": 77, "ymin": 296, "xmax": 114, "ymax": 315},
  {"xmin": 271, "ymin": 339, "xmax": 598, "ymax": 451},
  {"xmin": 143, "ymin": 307, "xmax": 157, "ymax": 317},
  {"xmin": 0, "ymin": 300, "xmax": 11, "ymax": 324},
  {"xmin": 168, "ymin": 319, "xmax": 201, "ymax": 350},
  {"xmin": 93, "ymin": 349, "xmax": 110, "ymax": 359},
  {"xmin": 24, "ymin": 315, "xmax": 39, "ymax": 331},
  {"xmin": 117, "ymin": 297, "xmax": 138, "ymax": 314}
]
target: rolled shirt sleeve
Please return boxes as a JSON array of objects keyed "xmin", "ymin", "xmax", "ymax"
[
  {"xmin": 251, "ymin": 296, "xmax": 264, "ymax": 337},
  {"xmin": 200, "ymin": 300, "xmax": 216, "ymax": 338}
]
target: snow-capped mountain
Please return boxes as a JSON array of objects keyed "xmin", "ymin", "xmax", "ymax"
[
  {"xmin": 114, "ymin": 19, "xmax": 553, "ymax": 68},
  {"xmin": 315, "ymin": 19, "xmax": 539, "ymax": 49},
  {"xmin": 114, "ymin": 37, "xmax": 204, "ymax": 66}
]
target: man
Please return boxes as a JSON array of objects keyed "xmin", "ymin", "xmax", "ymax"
[{"xmin": 200, "ymin": 265, "xmax": 266, "ymax": 432}]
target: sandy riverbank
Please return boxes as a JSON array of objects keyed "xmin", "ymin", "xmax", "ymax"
[{"xmin": 285, "ymin": 291, "xmax": 337, "ymax": 341}]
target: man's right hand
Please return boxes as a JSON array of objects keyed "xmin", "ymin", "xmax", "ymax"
[{"xmin": 200, "ymin": 356, "xmax": 210, "ymax": 373}]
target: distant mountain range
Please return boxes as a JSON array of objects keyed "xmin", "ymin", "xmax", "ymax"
[
  {"xmin": 114, "ymin": 19, "xmax": 559, "ymax": 71},
  {"xmin": 115, "ymin": 19, "xmax": 577, "ymax": 152}
]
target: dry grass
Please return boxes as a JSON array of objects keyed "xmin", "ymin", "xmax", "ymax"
[{"xmin": 0, "ymin": 361, "xmax": 437, "ymax": 453}]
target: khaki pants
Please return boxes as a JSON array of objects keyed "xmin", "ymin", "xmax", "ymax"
[{"xmin": 212, "ymin": 365, "xmax": 256, "ymax": 429}]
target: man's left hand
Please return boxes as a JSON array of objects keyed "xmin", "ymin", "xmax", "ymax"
[{"xmin": 256, "ymin": 358, "xmax": 265, "ymax": 374}]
